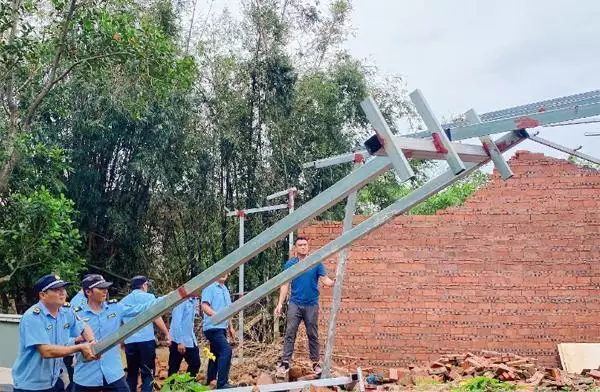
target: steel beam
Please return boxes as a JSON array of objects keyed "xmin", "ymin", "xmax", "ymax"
[
  {"xmin": 223, "ymin": 376, "xmax": 355, "ymax": 392},
  {"xmin": 266, "ymin": 187, "xmax": 297, "ymax": 201},
  {"xmin": 465, "ymin": 109, "xmax": 513, "ymax": 180},
  {"xmin": 443, "ymin": 90, "xmax": 600, "ymax": 127},
  {"xmin": 302, "ymin": 152, "xmax": 368, "ymax": 169},
  {"xmin": 322, "ymin": 161, "xmax": 361, "ymax": 378},
  {"xmin": 410, "ymin": 89, "xmax": 465, "ymax": 174},
  {"xmin": 357, "ymin": 367, "xmax": 366, "ymax": 392},
  {"xmin": 93, "ymin": 157, "xmax": 394, "ymax": 356},
  {"xmin": 238, "ymin": 216, "xmax": 245, "ymax": 357},
  {"xmin": 210, "ymin": 131, "xmax": 526, "ymax": 325},
  {"xmin": 360, "ymin": 96, "xmax": 414, "ymax": 181},
  {"xmin": 528, "ymin": 135, "xmax": 600, "ymax": 165},
  {"xmin": 287, "ymin": 189, "xmax": 296, "ymax": 254},
  {"xmin": 265, "ymin": 187, "xmax": 297, "ymax": 253},
  {"xmin": 226, "ymin": 204, "xmax": 288, "ymax": 217},
  {"xmin": 370, "ymin": 136, "xmax": 491, "ymax": 162},
  {"xmin": 302, "ymin": 135, "xmax": 520, "ymax": 168},
  {"xmin": 409, "ymin": 101, "xmax": 600, "ymax": 141}
]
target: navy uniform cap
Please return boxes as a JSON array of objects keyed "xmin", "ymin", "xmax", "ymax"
[
  {"xmin": 34, "ymin": 274, "xmax": 72, "ymax": 293},
  {"xmin": 82, "ymin": 275, "xmax": 113, "ymax": 290}
]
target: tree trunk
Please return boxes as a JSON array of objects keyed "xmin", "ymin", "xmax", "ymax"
[{"xmin": 0, "ymin": 123, "xmax": 20, "ymax": 194}]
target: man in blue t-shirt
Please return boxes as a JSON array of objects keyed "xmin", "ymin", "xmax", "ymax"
[{"xmin": 274, "ymin": 236, "xmax": 335, "ymax": 375}]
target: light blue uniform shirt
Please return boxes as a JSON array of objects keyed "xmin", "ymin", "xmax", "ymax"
[
  {"xmin": 73, "ymin": 298, "xmax": 160, "ymax": 386},
  {"xmin": 169, "ymin": 298, "xmax": 199, "ymax": 347},
  {"xmin": 70, "ymin": 290, "xmax": 87, "ymax": 308},
  {"xmin": 121, "ymin": 289, "xmax": 158, "ymax": 344},
  {"xmin": 12, "ymin": 301, "xmax": 85, "ymax": 390},
  {"xmin": 201, "ymin": 282, "xmax": 232, "ymax": 331}
]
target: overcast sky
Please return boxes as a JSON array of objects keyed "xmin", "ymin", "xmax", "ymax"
[
  {"xmin": 345, "ymin": 0, "xmax": 600, "ymax": 163},
  {"xmin": 199, "ymin": 0, "xmax": 600, "ymax": 164}
]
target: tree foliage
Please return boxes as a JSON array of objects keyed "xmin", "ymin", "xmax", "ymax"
[
  {"xmin": 0, "ymin": 0, "xmax": 489, "ymax": 324},
  {"xmin": 0, "ymin": 188, "xmax": 84, "ymax": 312}
]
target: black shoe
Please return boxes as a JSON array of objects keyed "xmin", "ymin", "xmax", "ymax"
[{"xmin": 218, "ymin": 383, "xmax": 235, "ymax": 389}]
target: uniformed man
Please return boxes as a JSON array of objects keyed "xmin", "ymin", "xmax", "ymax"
[
  {"xmin": 12, "ymin": 274, "xmax": 96, "ymax": 392},
  {"xmin": 72, "ymin": 275, "xmax": 162, "ymax": 392},
  {"xmin": 167, "ymin": 294, "xmax": 200, "ymax": 377},
  {"xmin": 201, "ymin": 274, "xmax": 235, "ymax": 389},
  {"xmin": 121, "ymin": 276, "xmax": 171, "ymax": 392},
  {"xmin": 70, "ymin": 274, "xmax": 101, "ymax": 308},
  {"xmin": 64, "ymin": 274, "xmax": 102, "ymax": 392}
]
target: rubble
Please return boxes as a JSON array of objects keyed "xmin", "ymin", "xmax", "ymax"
[
  {"xmin": 379, "ymin": 351, "xmax": 598, "ymax": 390},
  {"xmin": 148, "ymin": 344, "xmax": 600, "ymax": 391}
]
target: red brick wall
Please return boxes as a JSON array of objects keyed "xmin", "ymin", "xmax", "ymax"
[{"xmin": 299, "ymin": 151, "xmax": 600, "ymax": 369}]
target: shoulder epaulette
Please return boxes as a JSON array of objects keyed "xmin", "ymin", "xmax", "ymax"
[
  {"xmin": 108, "ymin": 299, "xmax": 118, "ymax": 304},
  {"xmin": 63, "ymin": 302, "xmax": 71, "ymax": 308},
  {"xmin": 33, "ymin": 306, "xmax": 41, "ymax": 315},
  {"xmin": 74, "ymin": 306, "xmax": 82, "ymax": 312}
]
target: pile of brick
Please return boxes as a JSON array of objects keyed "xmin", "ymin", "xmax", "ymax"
[{"xmin": 384, "ymin": 350, "xmax": 598, "ymax": 390}]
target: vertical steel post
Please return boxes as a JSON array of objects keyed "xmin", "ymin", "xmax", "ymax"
[
  {"xmin": 287, "ymin": 189, "xmax": 296, "ymax": 255},
  {"xmin": 238, "ymin": 213, "xmax": 245, "ymax": 358}
]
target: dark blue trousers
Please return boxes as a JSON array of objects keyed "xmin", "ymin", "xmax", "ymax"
[
  {"xmin": 167, "ymin": 342, "xmax": 201, "ymax": 377},
  {"xmin": 125, "ymin": 340, "xmax": 156, "ymax": 392},
  {"xmin": 203, "ymin": 329, "xmax": 232, "ymax": 388},
  {"xmin": 72, "ymin": 376, "xmax": 129, "ymax": 392}
]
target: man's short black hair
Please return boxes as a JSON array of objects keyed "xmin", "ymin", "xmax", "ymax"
[{"xmin": 295, "ymin": 236, "xmax": 309, "ymax": 244}]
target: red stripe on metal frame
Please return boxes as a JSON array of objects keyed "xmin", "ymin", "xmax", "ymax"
[
  {"xmin": 431, "ymin": 133, "xmax": 449, "ymax": 154},
  {"xmin": 515, "ymin": 117, "xmax": 541, "ymax": 129},
  {"xmin": 482, "ymin": 143, "xmax": 491, "ymax": 156}
]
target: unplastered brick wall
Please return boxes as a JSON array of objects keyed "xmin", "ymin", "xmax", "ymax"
[{"xmin": 296, "ymin": 151, "xmax": 600, "ymax": 369}]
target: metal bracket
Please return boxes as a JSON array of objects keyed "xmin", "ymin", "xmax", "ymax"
[
  {"xmin": 360, "ymin": 96, "xmax": 415, "ymax": 181},
  {"xmin": 465, "ymin": 109, "xmax": 513, "ymax": 180},
  {"xmin": 410, "ymin": 89, "xmax": 466, "ymax": 174}
]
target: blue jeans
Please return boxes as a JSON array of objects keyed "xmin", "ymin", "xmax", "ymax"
[
  {"xmin": 203, "ymin": 329, "xmax": 232, "ymax": 388},
  {"xmin": 125, "ymin": 340, "xmax": 156, "ymax": 392},
  {"xmin": 72, "ymin": 376, "xmax": 129, "ymax": 392},
  {"xmin": 14, "ymin": 378, "xmax": 64, "ymax": 392}
]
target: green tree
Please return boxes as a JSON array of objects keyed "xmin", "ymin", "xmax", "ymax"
[
  {"xmin": 0, "ymin": 188, "xmax": 84, "ymax": 312},
  {"xmin": 0, "ymin": 0, "xmax": 194, "ymax": 194},
  {"xmin": 357, "ymin": 170, "xmax": 489, "ymax": 215}
]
